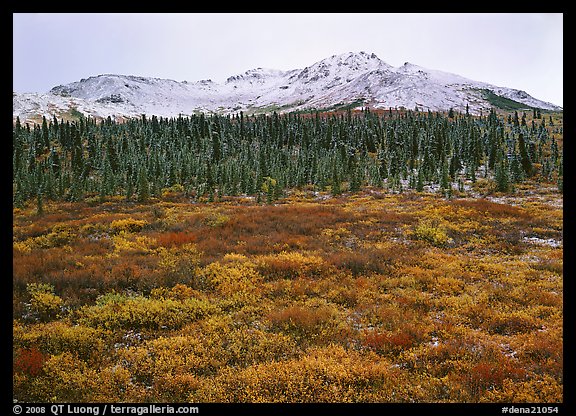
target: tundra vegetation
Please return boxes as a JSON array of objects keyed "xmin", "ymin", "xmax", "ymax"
[{"xmin": 13, "ymin": 108, "xmax": 562, "ymax": 402}]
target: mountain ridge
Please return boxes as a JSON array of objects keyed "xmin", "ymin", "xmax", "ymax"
[{"xmin": 13, "ymin": 51, "xmax": 562, "ymax": 122}]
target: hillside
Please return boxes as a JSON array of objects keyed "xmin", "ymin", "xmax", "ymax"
[{"xmin": 13, "ymin": 51, "xmax": 562, "ymax": 123}]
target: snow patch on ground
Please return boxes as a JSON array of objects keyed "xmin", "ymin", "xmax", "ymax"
[{"xmin": 522, "ymin": 236, "xmax": 562, "ymax": 248}]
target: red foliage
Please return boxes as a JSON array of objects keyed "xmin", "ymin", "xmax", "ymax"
[
  {"xmin": 14, "ymin": 347, "xmax": 46, "ymax": 376},
  {"xmin": 152, "ymin": 231, "xmax": 197, "ymax": 248},
  {"xmin": 363, "ymin": 331, "xmax": 416, "ymax": 354},
  {"xmin": 464, "ymin": 360, "xmax": 526, "ymax": 396}
]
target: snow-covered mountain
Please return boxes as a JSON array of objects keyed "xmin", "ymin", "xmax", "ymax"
[{"xmin": 13, "ymin": 51, "xmax": 562, "ymax": 123}]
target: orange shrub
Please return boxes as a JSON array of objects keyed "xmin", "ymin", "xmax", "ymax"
[
  {"xmin": 152, "ymin": 231, "xmax": 197, "ymax": 247},
  {"xmin": 362, "ymin": 329, "xmax": 420, "ymax": 355},
  {"xmin": 13, "ymin": 347, "xmax": 46, "ymax": 376},
  {"xmin": 460, "ymin": 358, "xmax": 527, "ymax": 399},
  {"xmin": 485, "ymin": 311, "xmax": 541, "ymax": 335},
  {"xmin": 481, "ymin": 375, "xmax": 562, "ymax": 403},
  {"xmin": 255, "ymin": 251, "xmax": 329, "ymax": 280},
  {"xmin": 266, "ymin": 300, "xmax": 343, "ymax": 344}
]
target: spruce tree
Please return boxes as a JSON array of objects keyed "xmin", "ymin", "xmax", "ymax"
[
  {"xmin": 416, "ymin": 167, "xmax": 425, "ymax": 192},
  {"xmin": 137, "ymin": 167, "xmax": 150, "ymax": 202},
  {"xmin": 495, "ymin": 158, "xmax": 510, "ymax": 192},
  {"xmin": 517, "ymin": 133, "xmax": 533, "ymax": 177},
  {"xmin": 36, "ymin": 188, "xmax": 44, "ymax": 215},
  {"xmin": 331, "ymin": 163, "xmax": 342, "ymax": 196}
]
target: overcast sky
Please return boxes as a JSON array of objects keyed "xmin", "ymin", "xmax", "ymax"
[{"xmin": 13, "ymin": 13, "xmax": 563, "ymax": 107}]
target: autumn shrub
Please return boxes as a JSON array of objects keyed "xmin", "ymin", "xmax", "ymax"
[
  {"xmin": 190, "ymin": 344, "xmax": 419, "ymax": 402},
  {"xmin": 156, "ymin": 242, "xmax": 202, "ymax": 282},
  {"xmin": 91, "ymin": 364, "xmax": 143, "ymax": 402},
  {"xmin": 362, "ymin": 323, "xmax": 427, "ymax": 356},
  {"xmin": 77, "ymin": 292, "xmax": 218, "ymax": 330},
  {"xmin": 150, "ymin": 283, "xmax": 205, "ymax": 302},
  {"xmin": 13, "ymin": 249, "xmax": 70, "ymax": 294},
  {"xmin": 14, "ymin": 321, "xmax": 107, "ymax": 362},
  {"xmin": 183, "ymin": 315, "xmax": 300, "ymax": 367},
  {"xmin": 320, "ymin": 226, "xmax": 356, "ymax": 248},
  {"xmin": 152, "ymin": 231, "xmax": 196, "ymax": 247},
  {"xmin": 202, "ymin": 210, "xmax": 231, "ymax": 227},
  {"xmin": 269, "ymin": 304, "xmax": 328, "ymax": 332},
  {"xmin": 11, "ymin": 187, "xmax": 563, "ymax": 403},
  {"xmin": 26, "ymin": 282, "xmax": 64, "ymax": 322},
  {"xmin": 454, "ymin": 358, "xmax": 527, "ymax": 401},
  {"xmin": 120, "ymin": 316, "xmax": 288, "ymax": 383},
  {"xmin": 120, "ymin": 335, "xmax": 207, "ymax": 383},
  {"xmin": 323, "ymin": 273, "xmax": 362, "ymax": 307},
  {"xmin": 117, "ymin": 323, "xmax": 298, "ymax": 400},
  {"xmin": 480, "ymin": 375, "xmax": 562, "ymax": 403},
  {"xmin": 408, "ymin": 218, "xmax": 452, "ymax": 247},
  {"xmin": 255, "ymin": 251, "xmax": 329, "ymax": 280},
  {"xmin": 109, "ymin": 218, "xmax": 148, "ymax": 234},
  {"xmin": 516, "ymin": 330, "xmax": 563, "ymax": 378},
  {"xmin": 154, "ymin": 373, "xmax": 201, "ymax": 402},
  {"xmin": 358, "ymin": 302, "xmax": 416, "ymax": 332},
  {"xmin": 14, "ymin": 352, "xmax": 96, "ymax": 402},
  {"xmin": 484, "ymin": 310, "xmax": 541, "ymax": 335},
  {"xmin": 161, "ymin": 183, "xmax": 185, "ymax": 201},
  {"xmin": 109, "ymin": 232, "xmax": 156, "ymax": 256},
  {"xmin": 265, "ymin": 299, "xmax": 348, "ymax": 345},
  {"xmin": 13, "ymin": 224, "xmax": 77, "ymax": 252},
  {"xmin": 194, "ymin": 259, "xmax": 263, "ymax": 307},
  {"xmin": 13, "ymin": 346, "xmax": 46, "ymax": 376},
  {"xmin": 324, "ymin": 247, "xmax": 394, "ymax": 276},
  {"xmin": 458, "ymin": 299, "xmax": 493, "ymax": 329},
  {"xmin": 530, "ymin": 257, "xmax": 563, "ymax": 275},
  {"xmin": 79, "ymin": 222, "xmax": 109, "ymax": 239},
  {"xmin": 399, "ymin": 338, "xmax": 459, "ymax": 378},
  {"xmin": 470, "ymin": 178, "xmax": 497, "ymax": 195}
]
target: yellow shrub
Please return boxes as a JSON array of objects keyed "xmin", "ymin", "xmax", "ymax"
[
  {"xmin": 13, "ymin": 239, "xmax": 33, "ymax": 253},
  {"xmin": 110, "ymin": 218, "xmax": 148, "ymax": 234},
  {"xmin": 14, "ymin": 321, "xmax": 106, "ymax": 361},
  {"xmin": 27, "ymin": 283, "xmax": 63, "ymax": 322},
  {"xmin": 79, "ymin": 222, "xmax": 109, "ymax": 237},
  {"xmin": 256, "ymin": 251, "xmax": 328, "ymax": 280},
  {"xmin": 480, "ymin": 375, "xmax": 562, "ymax": 403},
  {"xmin": 321, "ymin": 227, "xmax": 352, "ymax": 241},
  {"xmin": 154, "ymin": 373, "xmax": 201, "ymax": 402},
  {"xmin": 33, "ymin": 352, "xmax": 99, "ymax": 402},
  {"xmin": 203, "ymin": 211, "xmax": 230, "ymax": 227},
  {"xmin": 197, "ymin": 261, "xmax": 263, "ymax": 307},
  {"xmin": 109, "ymin": 232, "xmax": 156, "ymax": 256},
  {"xmin": 77, "ymin": 293, "xmax": 218, "ymax": 330},
  {"xmin": 161, "ymin": 183, "xmax": 185, "ymax": 200},
  {"xmin": 409, "ymin": 218, "xmax": 452, "ymax": 247},
  {"xmin": 190, "ymin": 344, "xmax": 403, "ymax": 402},
  {"xmin": 13, "ymin": 224, "xmax": 77, "ymax": 252},
  {"xmin": 157, "ymin": 243, "xmax": 201, "ymax": 275}
]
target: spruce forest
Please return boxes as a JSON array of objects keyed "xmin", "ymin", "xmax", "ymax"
[
  {"xmin": 13, "ymin": 107, "xmax": 563, "ymax": 403},
  {"xmin": 13, "ymin": 108, "xmax": 563, "ymax": 205}
]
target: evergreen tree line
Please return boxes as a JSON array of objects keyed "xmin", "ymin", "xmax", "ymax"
[{"xmin": 12, "ymin": 107, "xmax": 563, "ymax": 208}]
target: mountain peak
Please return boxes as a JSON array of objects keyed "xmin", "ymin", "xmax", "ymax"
[
  {"xmin": 320, "ymin": 51, "xmax": 388, "ymax": 68},
  {"xmin": 225, "ymin": 67, "xmax": 286, "ymax": 84},
  {"xmin": 293, "ymin": 51, "xmax": 392, "ymax": 84}
]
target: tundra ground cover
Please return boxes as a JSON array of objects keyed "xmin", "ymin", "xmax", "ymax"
[{"xmin": 13, "ymin": 182, "xmax": 562, "ymax": 403}]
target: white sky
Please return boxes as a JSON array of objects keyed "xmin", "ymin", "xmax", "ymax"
[{"xmin": 13, "ymin": 13, "xmax": 563, "ymax": 107}]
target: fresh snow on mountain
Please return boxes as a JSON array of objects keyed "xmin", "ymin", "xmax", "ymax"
[{"xmin": 13, "ymin": 51, "xmax": 562, "ymax": 123}]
